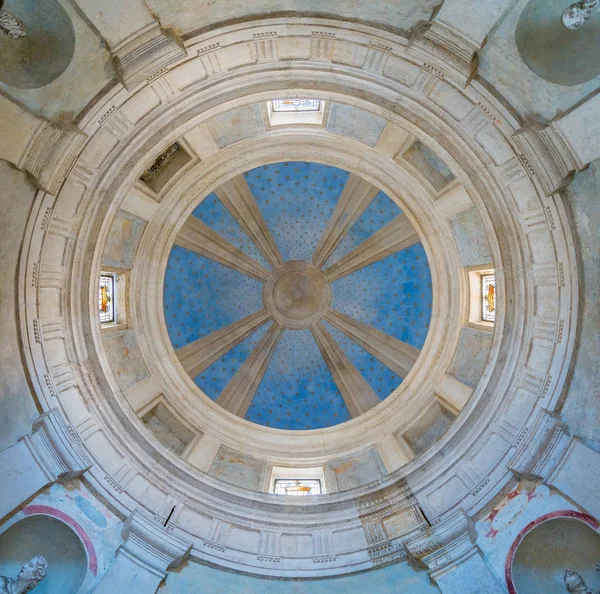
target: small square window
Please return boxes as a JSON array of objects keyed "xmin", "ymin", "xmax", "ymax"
[
  {"xmin": 266, "ymin": 99, "xmax": 326, "ymax": 127},
  {"xmin": 273, "ymin": 479, "xmax": 322, "ymax": 496},
  {"xmin": 271, "ymin": 99, "xmax": 321, "ymax": 113},
  {"xmin": 99, "ymin": 274, "xmax": 115, "ymax": 324},
  {"xmin": 481, "ymin": 273, "xmax": 496, "ymax": 323}
]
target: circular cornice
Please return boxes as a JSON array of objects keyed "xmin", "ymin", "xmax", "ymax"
[
  {"xmin": 17, "ymin": 16, "xmax": 578, "ymax": 577},
  {"xmin": 133, "ymin": 131, "xmax": 458, "ymax": 459}
]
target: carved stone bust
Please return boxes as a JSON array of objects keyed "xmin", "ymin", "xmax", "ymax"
[
  {"xmin": 0, "ymin": 557, "xmax": 48, "ymax": 594},
  {"xmin": 0, "ymin": 1, "xmax": 26, "ymax": 39},
  {"xmin": 564, "ymin": 569, "xmax": 595, "ymax": 594}
]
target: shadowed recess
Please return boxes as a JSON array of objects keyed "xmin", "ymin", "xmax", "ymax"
[
  {"xmin": 245, "ymin": 329, "xmax": 351, "ymax": 430},
  {"xmin": 325, "ymin": 190, "xmax": 402, "ymax": 266},
  {"xmin": 194, "ymin": 322, "xmax": 272, "ymax": 400},
  {"xmin": 244, "ymin": 162, "xmax": 350, "ymax": 261},
  {"xmin": 323, "ymin": 320, "xmax": 403, "ymax": 398},
  {"xmin": 164, "ymin": 246, "xmax": 263, "ymax": 349},
  {"xmin": 192, "ymin": 192, "xmax": 271, "ymax": 269},
  {"xmin": 331, "ymin": 243, "xmax": 432, "ymax": 349}
]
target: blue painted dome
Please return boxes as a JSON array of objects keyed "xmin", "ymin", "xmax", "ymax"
[{"xmin": 164, "ymin": 162, "xmax": 432, "ymax": 430}]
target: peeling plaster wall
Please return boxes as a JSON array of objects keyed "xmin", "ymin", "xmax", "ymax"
[
  {"xmin": 103, "ymin": 210, "xmax": 147, "ymax": 269},
  {"xmin": 475, "ymin": 481, "xmax": 585, "ymax": 590},
  {"xmin": 448, "ymin": 206, "xmax": 492, "ymax": 267},
  {"xmin": 0, "ymin": 162, "xmax": 39, "ymax": 451},
  {"xmin": 0, "ymin": 482, "xmax": 122, "ymax": 593},
  {"xmin": 561, "ymin": 161, "xmax": 600, "ymax": 451},
  {"xmin": 103, "ymin": 329, "xmax": 150, "ymax": 390}
]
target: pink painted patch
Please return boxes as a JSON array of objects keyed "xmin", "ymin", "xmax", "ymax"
[
  {"xmin": 22, "ymin": 505, "xmax": 98, "ymax": 575},
  {"xmin": 485, "ymin": 527, "xmax": 499, "ymax": 539},
  {"xmin": 504, "ymin": 510, "xmax": 599, "ymax": 594}
]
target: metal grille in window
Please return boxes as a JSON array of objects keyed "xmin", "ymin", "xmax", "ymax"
[
  {"xmin": 99, "ymin": 274, "xmax": 115, "ymax": 324},
  {"xmin": 273, "ymin": 479, "xmax": 322, "ymax": 496},
  {"xmin": 481, "ymin": 274, "xmax": 496, "ymax": 323},
  {"xmin": 271, "ymin": 99, "xmax": 321, "ymax": 112}
]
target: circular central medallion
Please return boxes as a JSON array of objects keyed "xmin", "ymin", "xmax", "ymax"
[{"xmin": 263, "ymin": 261, "xmax": 331, "ymax": 329}]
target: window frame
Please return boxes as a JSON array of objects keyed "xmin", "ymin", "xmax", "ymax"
[
  {"xmin": 265, "ymin": 99, "xmax": 327, "ymax": 127},
  {"xmin": 466, "ymin": 265, "xmax": 496, "ymax": 332},
  {"xmin": 480, "ymin": 272, "xmax": 496, "ymax": 323},
  {"xmin": 267, "ymin": 465, "xmax": 327, "ymax": 495},
  {"xmin": 272, "ymin": 478, "xmax": 323, "ymax": 496},
  {"xmin": 99, "ymin": 273, "xmax": 116, "ymax": 324}
]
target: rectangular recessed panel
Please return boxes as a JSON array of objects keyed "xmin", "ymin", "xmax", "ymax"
[
  {"xmin": 140, "ymin": 142, "xmax": 192, "ymax": 193},
  {"xmin": 403, "ymin": 141, "xmax": 454, "ymax": 191},
  {"xmin": 142, "ymin": 401, "xmax": 195, "ymax": 455},
  {"xmin": 402, "ymin": 401, "xmax": 454, "ymax": 455}
]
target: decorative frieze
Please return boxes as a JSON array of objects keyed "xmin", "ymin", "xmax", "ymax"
[
  {"xmin": 112, "ymin": 23, "xmax": 187, "ymax": 91},
  {"xmin": 507, "ymin": 410, "xmax": 570, "ymax": 481},
  {"xmin": 368, "ymin": 542, "xmax": 405, "ymax": 566},
  {"xmin": 94, "ymin": 509, "xmax": 192, "ymax": 593},
  {"xmin": 19, "ymin": 124, "xmax": 86, "ymax": 196},
  {"xmin": 513, "ymin": 123, "xmax": 581, "ymax": 197}
]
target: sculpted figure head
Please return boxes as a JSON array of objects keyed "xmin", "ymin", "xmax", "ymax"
[
  {"xmin": 18, "ymin": 557, "xmax": 47, "ymax": 591},
  {"xmin": 0, "ymin": 5, "xmax": 26, "ymax": 39},
  {"xmin": 564, "ymin": 569, "xmax": 594, "ymax": 594},
  {"xmin": 0, "ymin": 557, "xmax": 47, "ymax": 594}
]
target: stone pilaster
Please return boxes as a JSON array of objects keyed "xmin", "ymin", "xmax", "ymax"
[
  {"xmin": 19, "ymin": 122, "xmax": 86, "ymax": 195},
  {"xmin": 408, "ymin": 0, "xmax": 514, "ymax": 87},
  {"xmin": 72, "ymin": 0, "xmax": 186, "ymax": 90},
  {"xmin": 94, "ymin": 509, "xmax": 192, "ymax": 594},
  {"xmin": 112, "ymin": 24, "xmax": 186, "ymax": 90},
  {"xmin": 514, "ymin": 93, "xmax": 600, "ymax": 196},
  {"xmin": 0, "ymin": 94, "xmax": 86, "ymax": 195},
  {"xmin": 508, "ymin": 410, "xmax": 600, "ymax": 520},
  {"xmin": 404, "ymin": 509, "xmax": 504, "ymax": 594},
  {"xmin": 0, "ymin": 409, "xmax": 91, "ymax": 520}
]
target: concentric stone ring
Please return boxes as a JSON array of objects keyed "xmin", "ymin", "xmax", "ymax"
[{"xmin": 263, "ymin": 260, "xmax": 332, "ymax": 329}]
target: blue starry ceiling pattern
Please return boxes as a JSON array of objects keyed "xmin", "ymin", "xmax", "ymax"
[{"xmin": 164, "ymin": 162, "xmax": 433, "ymax": 431}]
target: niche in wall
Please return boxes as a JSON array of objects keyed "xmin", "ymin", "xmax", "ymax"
[
  {"xmin": 0, "ymin": 515, "xmax": 87, "ymax": 594},
  {"xmin": 512, "ymin": 517, "xmax": 600, "ymax": 593},
  {"xmin": 142, "ymin": 400, "xmax": 195, "ymax": 455},
  {"xmin": 400, "ymin": 400, "xmax": 455, "ymax": 455},
  {"xmin": 0, "ymin": 0, "xmax": 75, "ymax": 89},
  {"xmin": 516, "ymin": 0, "xmax": 600, "ymax": 86},
  {"xmin": 139, "ymin": 141, "xmax": 193, "ymax": 194},
  {"xmin": 402, "ymin": 140, "xmax": 455, "ymax": 192}
]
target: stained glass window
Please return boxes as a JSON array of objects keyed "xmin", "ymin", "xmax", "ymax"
[
  {"xmin": 273, "ymin": 479, "xmax": 322, "ymax": 496},
  {"xmin": 481, "ymin": 273, "xmax": 496, "ymax": 323},
  {"xmin": 271, "ymin": 99, "xmax": 321, "ymax": 113},
  {"xmin": 99, "ymin": 274, "xmax": 115, "ymax": 324}
]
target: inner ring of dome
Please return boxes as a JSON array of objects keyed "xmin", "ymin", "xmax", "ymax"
[
  {"xmin": 163, "ymin": 162, "xmax": 433, "ymax": 430},
  {"xmin": 264, "ymin": 261, "xmax": 331, "ymax": 328}
]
